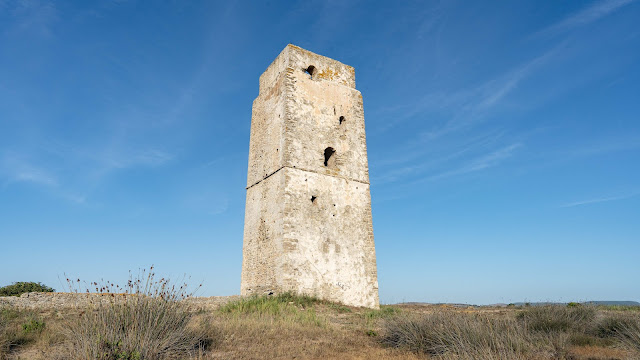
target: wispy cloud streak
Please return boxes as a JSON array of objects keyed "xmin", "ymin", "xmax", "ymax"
[
  {"xmin": 3, "ymin": 0, "xmax": 59, "ymax": 38},
  {"xmin": 560, "ymin": 192, "xmax": 640, "ymax": 207},
  {"xmin": 377, "ymin": 43, "xmax": 561, "ymax": 140},
  {"xmin": 406, "ymin": 143, "xmax": 523, "ymax": 184},
  {"xmin": 537, "ymin": 0, "xmax": 634, "ymax": 37},
  {"xmin": 1, "ymin": 153, "xmax": 56, "ymax": 187}
]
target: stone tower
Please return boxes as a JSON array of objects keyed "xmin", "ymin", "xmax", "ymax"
[{"xmin": 241, "ymin": 45, "xmax": 379, "ymax": 309}]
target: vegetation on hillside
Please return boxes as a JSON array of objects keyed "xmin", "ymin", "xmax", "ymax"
[
  {"xmin": 1, "ymin": 273, "xmax": 639, "ymax": 359},
  {"xmin": 381, "ymin": 304, "xmax": 640, "ymax": 359},
  {"xmin": 0, "ymin": 282, "xmax": 54, "ymax": 297},
  {"xmin": 59, "ymin": 267, "xmax": 203, "ymax": 360}
]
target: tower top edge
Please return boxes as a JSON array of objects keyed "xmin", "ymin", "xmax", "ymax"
[{"xmin": 258, "ymin": 44, "xmax": 356, "ymax": 92}]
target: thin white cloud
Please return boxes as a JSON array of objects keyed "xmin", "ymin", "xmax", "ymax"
[
  {"xmin": 0, "ymin": 143, "xmax": 174, "ymax": 205},
  {"xmin": 1, "ymin": 153, "xmax": 57, "ymax": 187},
  {"xmin": 127, "ymin": 149, "xmax": 174, "ymax": 168},
  {"xmin": 537, "ymin": 0, "xmax": 634, "ymax": 37},
  {"xmin": 378, "ymin": 44, "xmax": 560, "ymax": 139},
  {"xmin": 560, "ymin": 192, "xmax": 639, "ymax": 208},
  {"xmin": 209, "ymin": 198, "xmax": 229, "ymax": 216},
  {"xmin": 373, "ymin": 129, "xmax": 508, "ymax": 184},
  {"xmin": 564, "ymin": 136, "xmax": 640, "ymax": 157},
  {"xmin": 0, "ymin": 152, "xmax": 94, "ymax": 204},
  {"xmin": 101, "ymin": 148, "xmax": 174, "ymax": 171},
  {"xmin": 430, "ymin": 47, "xmax": 560, "ymax": 139},
  {"xmin": 4, "ymin": 0, "xmax": 59, "ymax": 38},
  {"xmin": 412, "ymin": 143, "xmax": 523, "ymax": 183}
]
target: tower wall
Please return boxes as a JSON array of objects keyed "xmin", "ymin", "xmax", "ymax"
[{"xmin": 241, "ymin": 45, "xmax": 379, "ymax": 309}]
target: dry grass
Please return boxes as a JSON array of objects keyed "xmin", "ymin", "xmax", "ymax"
[
  {"xmin": 614, "ymin": 315, "xmax": 640, "ymax": 354},
  {"xmin": 59, "ymin": 267, "xmax": 204, "ymax": 360},
  {"xmin": 381, "ymin": 305, "xmax": 640, "ymax": 360},
  {"xmin": 0, "ymin": 309, "xmax": 8, "ymax": 359},
  {"xmin": 516, "ymin": 304, "xmax": 596, "ymax": 333},
  {"xmin": 1, "ymin": 297, "xmax": 640, "ymax": 359},
  {"xmin": 0, "ymin": 308, "xmax": 66, "ymax": 360},
  {"xmin": 381, "ymin": 311, "xmax": 551, "ymax": 359},
  {"xmin": 62, "ymin": 296, "xmax": 202, "ymax": 360},
  {"xmin": 197, "ymin": 302, "xmax": 420, "ymax": 360}
]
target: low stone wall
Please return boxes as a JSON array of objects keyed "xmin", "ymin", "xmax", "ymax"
[{"xmin": 0, "ymin": 292, "xmax": 241, "ymax": 311}]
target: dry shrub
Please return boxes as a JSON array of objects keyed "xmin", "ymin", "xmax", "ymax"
[
  {"xmin": 517, "ymin": 305, "xmax": 596, "ymax": 333},
  {"xmin": 0, "ymin": 309, "xmax": 8, "ymax": 359},
  {"xmin": 381, "ymin": 311, "xmax": 545, "ymax": 359},
  {"xmin": 613, "ymin": 316, "xmax": 640, "ymax": 354},
  {"xmin": 62, "ymin": 267, "xmax": 204, "ymax": 360}
]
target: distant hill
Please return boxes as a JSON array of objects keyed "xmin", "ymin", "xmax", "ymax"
[
  {"xmin": 510, "ymin": 301, "xmax": 640, "ymax": 307},
  {"xmin": 586, "ymin": 301, "xmax": 640, "ymax": 306},
  {"xmin": 398, "ymin": 301, "xmax": 640, "ymax": 307}
]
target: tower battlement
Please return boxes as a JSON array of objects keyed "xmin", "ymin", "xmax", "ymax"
[{"xmin": 241, "ymin": 45, "xmax": 379, "ymax": 309}]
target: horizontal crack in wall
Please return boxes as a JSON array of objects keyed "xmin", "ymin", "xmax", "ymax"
[{"xmin": 286, "ymin": 166, "xmax": 370, "ymax": 185}]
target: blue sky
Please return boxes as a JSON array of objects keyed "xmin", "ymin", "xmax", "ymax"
[{"xmin": 1, "ymin": 0, "xmax": 639, "ymax": 305}]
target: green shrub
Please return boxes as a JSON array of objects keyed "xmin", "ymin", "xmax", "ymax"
[
  {"xmin": 22, "ymin": 319, "xmax": 45, "ymax": 334},
  {"xmin": 218, "ymin": 292, "xmax": 325, "ymax": 326},
  {"xmin": 364, "ymin": 306, "xmax": 400, "ymax": 320},
  {"xmin": 218, "ymin": 292, "xmax": 321, "ymax": 316},
  {"xmin": 327, "ymin": 303, "xmax": 352, "ymax": 313},
  {"xmin": 365, "ymin": 329, "xmax": 378, "ymax": 337},
  {"xmin": 0, "ymin": 282, "xmax": 54, "ymax": 297}
]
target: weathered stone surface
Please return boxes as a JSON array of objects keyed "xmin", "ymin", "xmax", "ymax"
[
  {"xmin": 0, "ymin": 292, "xmax": 239, "ymax": 311},
  {"xmin": 241, "ymin": 45, "xmax": 379, "ymax": 309}
]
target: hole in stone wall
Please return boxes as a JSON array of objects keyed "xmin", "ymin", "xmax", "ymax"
[
  {"xmin": 324, "ymin": 147, "xmax": 336, "ymax": 167},
  {"xmin": 339, "ymin": 116, "xmax": 345, "ymax": 125},
  {"xmin": 305, "ymin": 65, "xmax": 316, "ymax": 79},
  {"xmin": 311, "ymin": 195, "xmax": 317, "ymax": 203}
]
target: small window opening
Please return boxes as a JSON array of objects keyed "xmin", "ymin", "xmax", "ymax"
[
  {"xmin": 304, "ymin": 65, "xmax": 316, "ymax": 79},
  {"xmin": 339, "ymin": 116, "xmax": 345, "ymax": 125},
  {"xmin": 311, "ymin": 195, "xmax": 317, "ymax": 203},
  {"xmin": 324, "ymin": 147, "xmax": 336, "ymax": 167}
]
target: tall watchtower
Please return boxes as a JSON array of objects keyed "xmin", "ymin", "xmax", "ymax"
[{"xmin": 241, "ymin": 45, "xmax": 379, "ymax": 309}]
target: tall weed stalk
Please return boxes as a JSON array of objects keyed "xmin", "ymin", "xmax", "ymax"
[{"xmin": 62, "ymin": 267, "xmax": 203, "ymax": 360}]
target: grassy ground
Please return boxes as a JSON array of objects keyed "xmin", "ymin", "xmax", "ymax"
[{"xmin": 1, "ymin": 296, "xmax": 639, "ymax": 359}]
